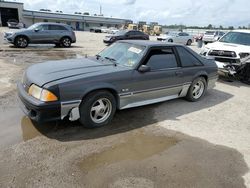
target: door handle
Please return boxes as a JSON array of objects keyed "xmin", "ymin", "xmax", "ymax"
[{"xmin": 175, "ymin": 71, "xmax": 183, "ymax": 76}]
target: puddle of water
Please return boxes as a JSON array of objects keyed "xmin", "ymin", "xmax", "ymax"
[{"xmin": 79, "ymin": 132, "xmax": 178, "ymax": 171}]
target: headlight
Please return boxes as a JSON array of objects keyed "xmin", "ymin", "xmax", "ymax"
[{"xmin": 28, "ymin": 84, "xmax": 58, "ymax": 102}]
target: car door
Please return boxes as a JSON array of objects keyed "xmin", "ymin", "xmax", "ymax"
[
  {"xmin": 48, "ymin": 24, "xmax": 68, "ymax": 43},
  {"xmin": 125, "ymin": 31, "xmax": 137, "ymax": 40},
  {"xmin": 30, "ymin": 24, "xmax": 50, "ymax": 43},
  {"xmin": 126, "ymin": 47, "xmax": 187, "ymax": 106},
  {"xmin": 174, "ymin": 33, "xmax": 183, "ymax": 43}
]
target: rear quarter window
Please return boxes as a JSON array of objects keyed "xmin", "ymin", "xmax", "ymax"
[{"xmin": 176, "ymin": 47, "xmax": 202, "ymax": 67}]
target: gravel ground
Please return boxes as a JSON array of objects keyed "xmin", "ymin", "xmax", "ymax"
[{"xmin": 0, "ymin": 27, "xmax": 249, "ymax": 188}]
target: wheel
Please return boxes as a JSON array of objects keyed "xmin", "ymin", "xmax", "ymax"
[
  {"xmin": 60, "ymin": 37, "xmax": 71, "ymax": 47},
  {"xmin": 187, "ymin": 39, "xmax": 192, "ymax": 46},
  {"xmin": 168, "ymin": 39, "xmax": 173, "ymax": 43},
  {"xmin": 14, "ymin": 36, "xmax": 28, "ymax": 48},
  {"xmin": 79, "ymin": 91, "xmax": 116, "ymax": 128},
  {"xmin": 204, "ymin": 42, "xmax": 208, "ymax": 45},
  {"xmin": 186, "ymin": 77, "xmax": 207, "ymax": 102}
]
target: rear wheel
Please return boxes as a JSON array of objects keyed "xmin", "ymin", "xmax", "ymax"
[
  {"xmin": 168, "ymin": 39, "xmax": 173, "ymax": 43},
  {"xmin": 186, "ymin": 77, "xmax": 207, "ymax": 102},
  {"xmin": 60, "ymin": 37, "xmax": 71, "ymax": 47},
  {"xmin": 79, "ymin": 91, "xmax": 116, "ymax": 128},
  {"xmin": 14, "ymin": 36, "xmax": 28, "ymax": 48}
]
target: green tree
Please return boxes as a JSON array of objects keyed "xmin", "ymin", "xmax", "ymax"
[{"xmin": 207, "ymin": 24, "xmax": 213, "ymax": 29}]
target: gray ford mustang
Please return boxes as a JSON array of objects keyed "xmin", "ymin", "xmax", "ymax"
[{"xmin": 18, "ymin": 40, "xmax": 218, "ymax": 128}]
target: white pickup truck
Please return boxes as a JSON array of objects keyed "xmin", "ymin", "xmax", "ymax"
[{"xmin": 200, "ymin": 30, "xmax": 250, "ymax": 78}]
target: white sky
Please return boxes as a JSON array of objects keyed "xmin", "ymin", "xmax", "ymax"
[{"xmin": 13, "ymin": 0, "xmax": 250, "ymax": 27}]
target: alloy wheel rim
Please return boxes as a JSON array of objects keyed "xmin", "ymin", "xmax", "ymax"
[
  {"xmin": 90, "ymin": 98, "xmax": 112, "ymax": 124},
  {"xmin": 63, "ymin": 38, "xmax": 70, "ymax": 46},
  {"xmin": 192, "ymin": 81, "xmax": 205, "ymax": 99},
  {"xmin": 18, "ymin": 38, "xmax": 27, "ymax": 47}
]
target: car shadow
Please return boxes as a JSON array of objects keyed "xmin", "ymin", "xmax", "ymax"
[
  {"xmin": 218, "ymin": 76, "xmax": 250, "ymax": 88},
  {"xmin": 20, "ymin": 88, "xmax": 233, "ymax": 142}
]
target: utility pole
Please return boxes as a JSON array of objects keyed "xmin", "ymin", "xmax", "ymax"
[{"xmin": 100, "ymin": 5, "xmax": 102, "ymax": 15}]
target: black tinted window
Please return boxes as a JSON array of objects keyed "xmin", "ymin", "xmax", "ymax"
[
  {"xmin": 127, "ymin": 31, "xmax": 135, "ymax": 35},
  {"xmin": 146, "ymin": 48, "xmax": 178, "ymax": 70},
  {"xmin": 177, "ymin": 47, "xmax": 202, "ymax": 67},
  {"xmin": 49, "ymin": 25, "xmax": 67, "ymax": 30},
  {"xmin": 135, "ymin": 31, "xmax": 143, "ymax": 35},
  {"xmin": 36, "ymin": 24, "xmax": 49, "ymax": 31}
]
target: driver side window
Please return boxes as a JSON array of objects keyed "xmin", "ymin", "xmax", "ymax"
[
  {"xmin": 36, "ymin": 25, "xmax": 49, "ymax": 31},
  {"xmin": 145, "ymin": 48, "xmax": 178, "ymax": 70}
]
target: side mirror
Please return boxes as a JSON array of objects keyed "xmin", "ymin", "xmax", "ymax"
[
  {"xmin": 34, "ymin": 28, "xmax": 39, "ymax": 32},
  {"xmin": 138, "ymin": 65, "xmax": 151, "ymax": 73}
]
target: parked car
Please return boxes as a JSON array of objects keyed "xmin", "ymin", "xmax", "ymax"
[
  {"xmin": 4, "ymin": 22, "xmax": 76, "ymax": 48},
  {"xmin": 18, "ymin": 40, "xmax": 218, "ymax": 128},
  {"xmin": 157, "ymin": 32, "xmax": 193, "ymax": 45},
  {"xmin": 90, "ymin": 27, "xmax": 102, "ymax": 33},
  {"xmin": 103, "ymin": 30, "xmax": 149, "ymax": 44},
  {"xmin": 200, "ymin": 30, "xmax": 250, "ymax": 76},
  {"xmin": 100, "ymin": 27, "xmax": 109, "ymax": 33},
  {"xmin": 107, "ymin": 27, "xmax": 119, "ymax": 34},
  {"xmin": 7, "ymin": 19, "xmax": 23, "ymax": 29},
  {"xmin": 203, "ymin": 31, "xmax": 225, "ymax": 44}
]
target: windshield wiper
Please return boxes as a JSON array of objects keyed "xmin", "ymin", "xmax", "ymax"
[{"xmin": 105, "ymin": 56, "xmax": 117, "ymax": 66}]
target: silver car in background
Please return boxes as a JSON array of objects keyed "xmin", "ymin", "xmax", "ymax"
[
  {"xmin": 4, "ymin": 22, "xmax": 76, "ymax": 48},
  {"xmin": 203, "ymin": 31, "xmax": 225, "ymax": 44},
  {"xmin": 157, "ymin": 32, "xmax": 193, "ymax": 45}
]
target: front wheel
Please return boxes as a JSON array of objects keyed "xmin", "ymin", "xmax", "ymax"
[
  {"xmin": 14, "ymin": 36, "xmax": 28, "ymax": 48},
  {"xmin": 168, "ymin": 39, "xmax": 173, "ymax": 43},
  {"xmin": 186, "ymin": 77, "xmax": 207, "ymax": 102},
  {"xmin": 60, "ymin": 37, "xmax": 71, "ymax": 47},
  {"xmin": 79, "ymin": 91, "xmax": 116, "ymax": 128}
]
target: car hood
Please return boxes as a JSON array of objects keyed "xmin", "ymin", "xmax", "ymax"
[
  {"xmin": 7, "ymin": 28, "xmax": 28, "ymax": 35},
  {"xmin": 206, "ymin": 41, "xmax": 250, "ymax": 53},
  {"xmin": 24, "ymin": 57, "xmax": 128, "ymax": 87}
]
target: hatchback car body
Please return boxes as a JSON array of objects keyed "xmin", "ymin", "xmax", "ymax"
[
  {"xmin": 157, "ymin": 32, "xmax": 193, "ymax": 45},
  {"xmin": 4, "ymin": 22, "xmax": 76, "ymax": 48},
  {"xmin": 18, "ymin": 41, "xmax": 218, "ymax": 128},
  {"xmin": 103, "ymin": 30, "xmax": 149, "ymax": 44}
]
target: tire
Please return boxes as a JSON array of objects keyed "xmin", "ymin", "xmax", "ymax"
[
  {"xmin": 79, "ymin": 91, "xmax": 116, "ymax": 128},
  {"xmin": 186, "ymin": 77, "xmax": 207, "ymax": 102},
  {"xmin": 168, "ymin": 39, "xmax": 173, "ymax": 43},
  {"xmin": 187, "ymin": 39, "xmax": 192, "ymax": 46},
  {"xmin": 14, "ymin": 36, "xmax": 28, "ymax": 48},
  {"xmin": 60, "ymin": 37, "xmax": 71, "ymax": 47},
  {"xmin": 204, "ymin": 42, "xmax": 208, "ymax": 45}
]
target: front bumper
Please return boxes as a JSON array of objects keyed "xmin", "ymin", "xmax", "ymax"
[
  {"xmin": 103, "ymin": 39, "xmax": 114, "ymax": 44},
  {"xmin": 17, "ymin": 82, "xmax": 61, "ymax": 123}
]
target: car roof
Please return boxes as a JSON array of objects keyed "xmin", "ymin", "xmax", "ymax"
[
  {"xmin": 118, "ymin": 40, "xmax": 184, "ymax": 47},
  {"xmin": 38, "ymin": 22, "xmax": 69, "ymax": 27},
  {"xmin": 233, "ymin": 30, "xmax": 250, "ymax": 34}
]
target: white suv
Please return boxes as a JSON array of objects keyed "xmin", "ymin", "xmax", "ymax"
[{"xmin": 200, "ymin": 30, "xmax": 250, "ymax": 75}]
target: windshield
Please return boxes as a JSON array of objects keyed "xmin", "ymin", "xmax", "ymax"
[
  {"xmin": 167, "ymin": 32, "xmax": 178, "ymax": 36},
  {"xmin": 219, "ymin": 32, "xmax": 250, "ymax": 46},
  {"xmin": 27, "ymin": 23, "xmax": 40, "ymax": 30},
  {"xmin": 114, "ymin": 30, "xmax": 126, "ymax": 36},
  {"xmin": 97, "ymin": 42, "xmax": 146, "ymax": 67}
]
